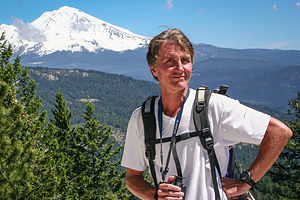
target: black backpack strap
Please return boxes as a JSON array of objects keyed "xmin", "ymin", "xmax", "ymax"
[
  {"xmin": 193, "ymin": 87, "xmax": 221, "ymax": 200},
  {"xmin": 152, "ymin": 131, "xmax": 200, "ymax": 144},
  {"xmin": 142, "ymin": 96, "xmax": 159, "ymax": 188}
]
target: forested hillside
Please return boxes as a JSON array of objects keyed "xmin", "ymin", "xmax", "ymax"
[{"xmin": 28, "ymin": 67, "xmax": 160, "ymax": 131}]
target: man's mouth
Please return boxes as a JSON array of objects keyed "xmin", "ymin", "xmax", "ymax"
[{"xmin": 172, "ymin": 75, "xmax": 185, "ymax": 79}]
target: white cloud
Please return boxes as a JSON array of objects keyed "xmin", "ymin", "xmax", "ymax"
[
  {"xmin": 267, "ymin": 39, "xmax": 300, "ymax": 50},
  {"xmin": 12, "ymin": 17, "xmax": 46, "ymax": 42},
  {"xmin": 291, "ymin": 2, "xmax": 300, "ymax": 10},
  {"xmin": 196, "ymin": 9, "xmax": 207, "ymax": 16},
  {"xmin": 272, "ymin": 4, "xmax": 278, "ymax": 12},
  {"xmin": 296, "ymin": 2, "xmax": 300, "ymax": 10},
  {"xmin": 268, "ymin": 41, "xmax": 290, "ymax": 49},
  {"xmin": 165, "ymin": 0, "xmax": 173, "ymax": 10}
]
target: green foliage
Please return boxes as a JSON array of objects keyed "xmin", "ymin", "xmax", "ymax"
[
  {"xmin": 0, "ymin": 82, "xmax": 30, "ymax": 198},
  {"xmin": 234, "ymin": 144, "xmax": 259, "ymax": 170},
  {"xmin": 72, "ymin": 99, "xmax": 130, "ymax": 198},
  {"xmin": 268, "ymin": 92, "xmax": 300, "ymax": 199},
  {"xmin": 33, "ymin": 92, "xmax": 131, "ymax": 199},
  {"xmin": 0, "ymin": 32, "xmax": 46, "ymax": 199},
  {"xmin": 51, "ymin": 90, "xmax": 72, "ymax": 133}
]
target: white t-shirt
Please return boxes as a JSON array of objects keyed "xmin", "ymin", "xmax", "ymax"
[{"xmin": 121, "ymin": 89, "xmax": 270, "ymax": 200}]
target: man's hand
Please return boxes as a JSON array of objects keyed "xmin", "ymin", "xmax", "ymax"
[
  {"xmin": 221, "ymin": 177, "xmax": 251, "ymax": 199},
  {"xmin": 156, "ymin": 176, "xmax": 185, "ymax": 200}
]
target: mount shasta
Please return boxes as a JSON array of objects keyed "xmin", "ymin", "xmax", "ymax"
[
  {"xmin": 0, "ymin": 6, "xmax": 149, "ymax": 55},
  {"xmin": 1, "ymin": 6, "xmax": 300, "ymax": 111}
]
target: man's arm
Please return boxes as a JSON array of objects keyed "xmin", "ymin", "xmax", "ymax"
[
  {"xmin": 126, "ymin": 168, "xmax": 156, "ymax": 200},
  {"xmin": 222, "ymin": 117, "xmax": 293, "ymax": 198},
  {"xmin": 126, "ymin": 168, "xmax": 184, "ymax": 200}
]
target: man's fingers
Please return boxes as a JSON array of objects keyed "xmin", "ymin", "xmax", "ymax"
[
  {"xmin": 159, "ymin": 182, "xmax": 182, "ymax": 192},
  {"xmin": 157, "ymin": 188, "xmax": 184, "ymax": 199},
  {"xmin": 157, "ymin": 182, "xmax": 184, "ymax": 199}
]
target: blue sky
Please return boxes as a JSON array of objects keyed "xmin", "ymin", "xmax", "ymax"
[{"xmin": 1, "ymin": 0, "xmax": 300, "ymax": 50}]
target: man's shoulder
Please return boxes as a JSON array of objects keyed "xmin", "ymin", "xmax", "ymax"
[
  {"xmin": 209, "ymin": 92, "xmax": 238, "ymax": 107},
  {"xmin": 131, "ymin": 106, "xmax": 143, "ymax": 120}
]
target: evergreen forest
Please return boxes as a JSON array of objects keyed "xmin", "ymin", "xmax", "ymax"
[
  {"xmin": 0, "ymin": 32, "xmax": 133, "ymax": 199},
  {"xmin": 0, "ymin": 32, "xmax": 299, "ymax": 199}
]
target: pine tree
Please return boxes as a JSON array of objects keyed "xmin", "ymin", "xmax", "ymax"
[
  {"xmin": 268, "ymin": 92, "xmax": 300, "ymax": 199},
  {"xmin": 0, "ymin": 82, "xmax": 28, "ymax": 198},
  {"xmin": 41, "ymin": 90, "xmax": 75, "ymax": 199},
  {"xmin": 43, "ymin": 93, "xmax": 131, "ymax": 199},
  {"xmin": 0, "ymin": 32, "xmax": 46, "ymax": 199},
  {"xmin": 70, "ymin": 99, "xmax": 130, "ymax": 199}
]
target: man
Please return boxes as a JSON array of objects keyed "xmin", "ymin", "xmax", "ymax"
[{"xmin": 121, "ymin": 29, "xmax": 292, "ymax": 199}]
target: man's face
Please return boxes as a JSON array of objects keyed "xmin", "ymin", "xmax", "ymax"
[{"xmin": 150, "ymin": 41, "xmax": 193, "ymax": 92}]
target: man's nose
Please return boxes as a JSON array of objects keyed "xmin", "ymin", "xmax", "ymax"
[{"xmin": 175, "ymin": 61, "xmax": 184, "ymax": 71}]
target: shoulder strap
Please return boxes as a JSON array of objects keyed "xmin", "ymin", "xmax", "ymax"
[
  {"xmin": 141, "ymin": 96, "xmax": 159, "ymax": 188},
  {"xmin": 193, "ymin": 86, "xmax": 221, "ymax": 200}
]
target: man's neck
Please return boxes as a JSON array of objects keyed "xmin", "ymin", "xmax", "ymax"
[{"xmin": 160, "ymin": 87, "xmax": 189, "ymax": 118}]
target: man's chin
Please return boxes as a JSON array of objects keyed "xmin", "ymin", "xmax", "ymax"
[{"xmin": 171, "ymin": 81, "xmax": 188, "ymax": 89}]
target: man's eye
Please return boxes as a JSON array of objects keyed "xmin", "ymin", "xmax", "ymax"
[{"xmin": 182, "ymin": 58, "xmax": 191, "ymax": 64}]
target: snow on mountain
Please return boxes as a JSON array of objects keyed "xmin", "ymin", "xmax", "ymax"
[{"xmin": 0, "ymin": 6, "xmax": 150, "ymax": 55}]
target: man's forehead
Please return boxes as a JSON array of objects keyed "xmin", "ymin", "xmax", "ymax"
[{"xmin": 159, "ymin": 42, "xmax": 190, "ymax": 56}]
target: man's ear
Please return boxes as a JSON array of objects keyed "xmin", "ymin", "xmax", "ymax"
[{"xmin": 150, "ymin": 65, "xmax": 158, "ymax": 77}]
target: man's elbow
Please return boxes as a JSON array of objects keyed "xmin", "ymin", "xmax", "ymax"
[
  {"xmin": 283, "ymin": 126, "xmax": 293, "ymax": 143},
  {"xmin": 278, "ymin": 120, "xmax": 293, "ymax": 142},
  {"xmin": 267, "ymin": 117, "xmax": 293, "ymax": 143},
  {"xmin": 287, "ymin": 124, "xmax": 293, "ymax": 137}
]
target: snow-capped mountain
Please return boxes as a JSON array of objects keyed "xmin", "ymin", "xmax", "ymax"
[{"xmin": 0, "ymin": 6, "xmax": 150, "ymax": 55}]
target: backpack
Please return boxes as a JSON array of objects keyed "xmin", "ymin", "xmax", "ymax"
[{"xmin": 141, "ymin": 85, "xmax": 254, "ymax": 200}]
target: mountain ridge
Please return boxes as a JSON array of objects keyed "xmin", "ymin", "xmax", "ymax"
[{"xmin": 0, "ymin": 6, "xmax": 150, "ymax": 55}]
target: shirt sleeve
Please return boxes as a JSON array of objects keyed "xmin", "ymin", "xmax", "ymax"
[
  {"xmin": 121, "ymin": 107, "xmax": 148, "ymax": 171},
  {"xmin": 210, "ymin": 94, "xmax": 271, "ymax": 146}
]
